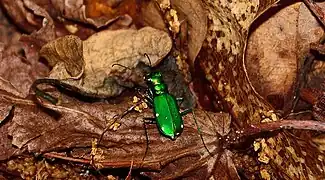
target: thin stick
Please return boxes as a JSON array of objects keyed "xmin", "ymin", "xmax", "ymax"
[{"xmin": 191, "ymin": 110, "xmax": 214, "ymax": 156}]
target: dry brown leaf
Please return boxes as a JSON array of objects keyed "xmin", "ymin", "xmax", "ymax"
[
  {"xmin": 211, "ymin": 150, "xmax": 240, "ymax": 180},
  {"xmin": 136, "ymin": 1, "xmax": 167, "ymax": 31},
  {"xmin": 40, "ymin": 27, "xmax": 172, "ymax": 98},
  {"xmin": 2, "ymin": 0, "xmax": 325, "ymax": 179},
  {"xmin": 0, "ymin": 8, "xmax": 21, "ymax": 45},
  {"xmin": 20, "ymin": 0, "xmax": 56, "ymax": 46},
  {"xmin": 193, "ymin": 0, "xmax": 325, "ymax": 179},
  {"xmin": 198, "ymin": 0, "xmax": 279, "ymax": 127},
  {"xmin": 5, "ymin": 89, "xmax": 233, "ymax": 178},
  {"xmin": 300, "ymin": 2, "xmax": 325, "ymax": 97},
  {"xmin": 1, "ymin": 0, "xmax": 96, "ymax": 52}
]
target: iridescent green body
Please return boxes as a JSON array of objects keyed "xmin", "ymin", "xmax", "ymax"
[{"xmin": 145, "ymin": 71, "xmax": 184, "ymax": 140}]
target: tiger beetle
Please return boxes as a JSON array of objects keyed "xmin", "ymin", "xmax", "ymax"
[
  {"xmin": 133, "ymin": 54, "xmax": 212, "ymax": 157},
  {"xmin": 111, "ymin": 54, "xmax": 191, "ymax": 140},
  {"xmin": 130, "ymin": 53, "xmax": 213, "ymax": 153},
  {"xmin": 141, "ymin": 55, "xmax": 191, "ymax": 140}
]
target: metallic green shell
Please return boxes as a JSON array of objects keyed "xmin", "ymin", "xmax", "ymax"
[{"xmin": 153, "ymin": 93, "xmax": 183, "ymax": 140}]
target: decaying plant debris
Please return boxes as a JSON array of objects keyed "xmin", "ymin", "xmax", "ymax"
[{"xmin": 2, "ymin": 0, "xmax": 325, "ymax": 179}]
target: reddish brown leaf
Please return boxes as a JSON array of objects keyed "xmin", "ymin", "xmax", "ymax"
[
  {"xmin": 4, "ymin": 90, "xmax": 234, "ymax": 178},
  {"xmin": 0, "ymin": 99, "xmax": 22, "ymax": 161},
  {"xmin": 0, "ymin": 0, "xmax": 42, "ymax": 33},
  {"xmin": 0, "ymin": 44, "xmax": 48, "ymax": 98}
]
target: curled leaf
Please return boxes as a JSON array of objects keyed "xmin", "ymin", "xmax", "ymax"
[{"xmin": 40, "ymin": 35, "xmax": 84, "ymax": 78}]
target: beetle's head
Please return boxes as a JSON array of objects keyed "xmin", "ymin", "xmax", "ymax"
[{"xmin": 145, "ymin": 71, "xmax": 163, "ymax": 85}]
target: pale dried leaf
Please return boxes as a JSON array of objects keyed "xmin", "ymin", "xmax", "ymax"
[{"xmin": 41, "ymin": 27, "xmax": 172, "ymax": 98}]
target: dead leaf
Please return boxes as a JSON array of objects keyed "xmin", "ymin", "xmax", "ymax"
[
  {"xmin": 39, "ymin": 27, "xmax": 172, "ymax": 98},
  {"xmin": 4, "ymin": 89, "xmax": 234, "ymax": 178},
  {"xmin": 197, "ymin": 1, "xmax": 279, "ymax": 127},
  {"xmin": 20, "ymin": 0, "xmax": 56, "ymax": 47},
  {"xmin": 135, "ymin": 1, "xmax": 167, "ymax": 31},
  {"xmin": 0, "ymin": 8, "xmax": 21, "ymax": 45},
  {"xmin": 245, "ymin": 2, "xmax": 325, "ymax": 111},
  {"xmin": 0, "ymin": 44, "xmax": 48, "ymax": 98},
  {"xmin": 211, "ymin": 150, "xmax": 240, "ymax": 180},
  {"xmin": 1, "ymin": 0, "xmax": 325, "ymax": 179},
  {"xmin": 193, "ymin": 0, "xmax": 325, "ymax": 179}
]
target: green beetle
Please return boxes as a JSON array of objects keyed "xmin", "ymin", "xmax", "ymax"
[
  {"xmin": 144, "ymin": 70, "xmax": 191, "ymax": 140},
  {"xmin": 141, "ymin": 53, "xmax": 192, "ymax": 140}
]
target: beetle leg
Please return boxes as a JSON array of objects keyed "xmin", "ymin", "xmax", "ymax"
[
  {"xmin": 143, "ymin": 97, "xmax": 153, "ymax": 108},
  {"xmin": 180, "ymin": 108, "xmax": 192, "ymax": 116},
  {"xmin": 176, "ymin": 97, "xmax": 184, "ymax": 102},
  {"xmin": 136, "ymin": 89, "xmax": 154, "ymax": 108},
  {"xmin": 191, "ymin": 110, "xmax": 214, "ymax": 157},
  {"xmin": 176, "ymin": 97, "xmax": 184, "ymax": 107},
  {"xmin": 143, "ymin": 117, "xmax": 156, "ymax": 124}
]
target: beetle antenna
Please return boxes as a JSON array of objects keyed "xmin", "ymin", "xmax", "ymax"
[
  {"xmin": 143, "ymin": 53, "xmax": 152, "ymax": 67},
  {"xmin": 192, "ymin": 110, "xmax": 214, "ymax": 157},
  {"xmin": 111, "ymin": 63, "xmax": 132, "ymax": 70}
]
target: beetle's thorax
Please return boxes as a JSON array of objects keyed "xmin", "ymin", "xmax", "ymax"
[{"xmin": 146, "ymin": 72, "xmax": 168, "ymax": 96}]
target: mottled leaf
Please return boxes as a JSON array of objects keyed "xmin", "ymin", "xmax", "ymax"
[{"xmin": 195, "ymin": 0, "xmax": 325, "ymax": 179}]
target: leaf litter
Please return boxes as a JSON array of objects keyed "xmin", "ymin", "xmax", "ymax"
[{"xmin": 1, "ymin": 0, "xmax": 325, "ymax": 179}]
